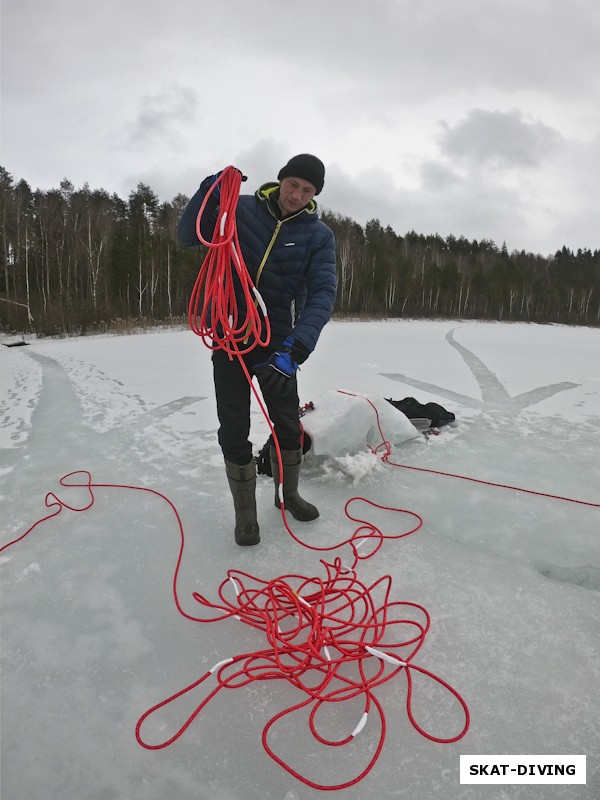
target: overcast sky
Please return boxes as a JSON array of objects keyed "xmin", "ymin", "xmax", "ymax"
[{"xmin": 2, "ymin": 0, "xmax": 599, "ymax": 255}]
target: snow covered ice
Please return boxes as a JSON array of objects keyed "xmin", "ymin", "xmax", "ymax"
[{"xmin": 1, "ymin": 319, "xmax": 599, "ymax": 800}]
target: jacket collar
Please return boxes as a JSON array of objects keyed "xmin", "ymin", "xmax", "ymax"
[{"xmin": 256, "ymin": 182, "xmax": 319, "ymax": 221}]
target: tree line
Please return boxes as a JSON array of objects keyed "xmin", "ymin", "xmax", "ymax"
[{"xmin": 1, "ymin": 166, "xmax": 598, "ymax": 336}]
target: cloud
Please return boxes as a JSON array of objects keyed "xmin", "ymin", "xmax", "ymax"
[
  {"xmin": 420, "ymin": 160, "xmax": 461, "ymax": 191},
  {"xmin": 123, "ymin": 84, "xmax": 200, "ymax": 150},
  {"xmin": 1, "ymin": 0, "xmax": 598, "ymax": 255},
  {"xmin": 131, "ymin": 137, "xmax": 292, "ymax": 203},
  {"xmin": 438, "ymin": 109, "xmax": 564, "ymax": 169}
]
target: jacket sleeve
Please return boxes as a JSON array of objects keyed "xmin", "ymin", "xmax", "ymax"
[
  {"xmin": 177, "ymin": 177, "xmax": 219, "ymax": 247},
  {"xmin": 291, "ymin": 225, "xmax": 337, "ymax": 354}
]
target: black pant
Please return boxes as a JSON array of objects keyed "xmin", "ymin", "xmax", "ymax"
[{"xmin": 212, "ymin": 348, "xmax": 301, "ymax": 465}]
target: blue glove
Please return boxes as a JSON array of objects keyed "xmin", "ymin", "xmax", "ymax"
[{"xmin": 256, "ymin": 337, "xmax": 299, "ymax": 397}]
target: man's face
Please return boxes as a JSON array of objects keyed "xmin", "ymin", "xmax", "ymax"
[{"xmin": 278, "ymin": 176, "xmax": 317, "ymax": 215}]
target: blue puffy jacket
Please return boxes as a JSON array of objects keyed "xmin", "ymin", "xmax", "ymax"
[{"xmin": 178, "ymin": 180, "xmax": 337, "ymax": 356}]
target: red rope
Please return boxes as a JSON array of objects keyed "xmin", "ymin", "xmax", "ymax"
[
  {"xmin": 139, "ymin": 558, "xmax": 470, "ymax": 791},
  {"xmin": 187, "ymin": 166, "xmax": 270, "ymax": 356},
  {"xmin": 1, "ymin": 472, "xmax": 469, "ymax": 791},
  {"xmin": 337, "ymin": 390, "xmax": 600, "ymax": 509}
]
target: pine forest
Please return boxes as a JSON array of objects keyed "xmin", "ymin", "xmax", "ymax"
[{"xmin": 1, "ymin": 167, "xmax": 598, "ymax": 336}]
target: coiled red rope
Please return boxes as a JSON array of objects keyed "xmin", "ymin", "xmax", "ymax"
[
  {"xmin": 137, "ymin": 562, "xmax": 469, "ymax": 791},
  {"xmin": 187, "ymin": 166, "xmax": 270, "ymax": 356}
]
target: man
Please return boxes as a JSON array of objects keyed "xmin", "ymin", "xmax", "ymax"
[{"xmin": 178, "ymin": 154, "xmax": 337, "ymax": 546}]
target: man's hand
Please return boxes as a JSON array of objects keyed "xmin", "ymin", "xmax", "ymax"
[
  {"xmin": 256, "ymin": 337, "xmax": 303, "ymax": 397},
  {"xmin": 205, "ymin": 168, "xmax": 247, "ymax": 199}
]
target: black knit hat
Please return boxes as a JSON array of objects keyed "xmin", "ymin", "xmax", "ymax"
[{"xmin": 277, "ymin": 154, "xmax": 325, "ymax": 195}]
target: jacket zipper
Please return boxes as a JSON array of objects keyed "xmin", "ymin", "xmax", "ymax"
[
  {"xmin": 255, "ymin": 220, "xmax": 282, "ymax": 286},
  {"xmin": 244, "ymin": 203, "xmax": 307, "ymax": 343},
  {"xmin": 243, "ymin": 220, "xmax": 282, "ymax": 343}
]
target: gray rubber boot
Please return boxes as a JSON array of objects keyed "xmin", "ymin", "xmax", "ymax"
[
  {"xmin": 270, "ymin": 446, "xmax": 319, "ymax": 521},
  {"xmin": 224, "ymin": 459, "xmax": 260, "ymax": 546}
]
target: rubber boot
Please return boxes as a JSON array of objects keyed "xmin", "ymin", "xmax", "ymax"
[
  {"xmin": 224, "ymin": 459, "xmax": 260, "ymax": 546},
  {"xmin": 270, "ymin": 446, "xmax": 319, "ymax": 521}
]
